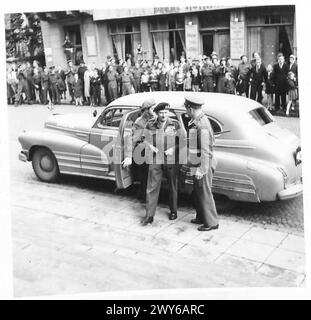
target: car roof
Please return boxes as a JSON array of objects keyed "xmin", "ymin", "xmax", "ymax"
[{"xmin": 108, "ymin": 92, "xmax": 261, "ymax": 116}]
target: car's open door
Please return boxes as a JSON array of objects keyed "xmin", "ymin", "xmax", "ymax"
[{"xmin": 114, "ymin": 109, "xmax": 140, "ymax": 189}]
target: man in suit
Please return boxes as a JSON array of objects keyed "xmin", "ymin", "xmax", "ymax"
[
  {"xmin": 249, "ymin": 58, "xmax": 267, "ymax": 103},
  {"xmin": 273, "ymin": 54, "xmax": 289, "ymax": 111},
  {"xmin": 184, "ymin": 96, "xmax": 219, "ymax": 232}
]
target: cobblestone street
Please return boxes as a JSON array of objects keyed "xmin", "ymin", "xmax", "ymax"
[{"xmin": 7, "ymin": 104, "xmax": 305, "ymax": 296}]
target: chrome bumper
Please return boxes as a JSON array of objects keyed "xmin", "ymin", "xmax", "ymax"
[
  {"xmin": 18, "ymin": 150, "xmax": 29, "ymax": 162},
  {"xmin": 278, "ymin": 182, "xmax": 303, "ymax": 200}
]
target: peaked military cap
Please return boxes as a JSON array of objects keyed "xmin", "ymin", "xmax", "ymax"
[
  {"xmin": 153, "ymin": 102, "xmax": 170, "ymax": 113},
  {"xmin": 184, "ymin": 96, "xmax": 205, "ymax": 109},
  {"xmin": 141, "ymin": 98, "xmax": 156, "ymax": 111}
]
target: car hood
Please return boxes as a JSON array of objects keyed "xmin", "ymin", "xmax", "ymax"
[{"xmin": 45, "ymin": 113, "xmax": 96, "ymax": 133}]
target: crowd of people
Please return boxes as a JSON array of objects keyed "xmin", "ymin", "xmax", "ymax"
[{"xmin": 6, "ymin": 49, "xmax": 299, "ymax": 116}]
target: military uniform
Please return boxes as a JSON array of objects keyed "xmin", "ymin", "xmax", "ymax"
[
  {"xmin": 123, "ymin": 99, "xmax": 156, "ymax": 201},
  {"xmin": 185, "ymin": 96, "xmax": 219, "ymax": 231},
  {"xmin": 143, "ymin": 105, "xmax": 181, "ymax": 222},
  {"xmin": 107, "ymin": 70, "xmax": 119, "ymax": 102}
]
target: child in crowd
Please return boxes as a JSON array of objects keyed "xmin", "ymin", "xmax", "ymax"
[
  {"xmin": 73, "ymin": 73, "xmax": 83, "ymax": 106},
  {"xmin": 265, "ymin": 64, "xmax": 274, "ymax": 111},
  {"xmin": 141, "ymin": 70, "xmax": 150, "ymax": 92},
  {"xmin": 224, "ymin": 72, "xmax": 236, "ymax": 95},
  {"xmin": 191, "ymin": 67, "xmax": 201, "ymax": 92},
  {"xmin": 286, "ymin": 71, "xmax": 298, "ymax": 116},
  {"xmin": 183, "ymin": 71, "xmax": 192, "ymax": 91}
]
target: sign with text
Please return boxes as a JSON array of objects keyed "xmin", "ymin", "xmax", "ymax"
[
  {"xmin": 230, "ymin": 21, "xmax": 245, "ymax": 59},
  {"xmin": 185, "ymin": 24, "xmax": 199, "ymax": 59}
]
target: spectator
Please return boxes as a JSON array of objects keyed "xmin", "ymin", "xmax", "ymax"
[
  {"xmin": 72, "ymin": 73, "xmax": 83, "ymax": 106},
  {"xmin": 63, "ymin": 33, "xmax": 74, "ymax": 62},
  {"xmin": 237, "ymin": 55, "xmax": 251, "ymax": 97},
  {"xmin": 90, "ymin": 69, "xmax": 101, "ymax": 107},
  {"xmin": 158, "ymin": 68, "xmax": 167, "ymax": 91},
  {"xmin": 215, "ymin": 57, "xmax": 228, "ymax": 93},
  {"xmin": 65, "ymin": 60, "xmax": 77, "ymax": 104},
  {"xmin": 78, "ymin": 60, "xmax": 87, "ymax": 102},
  {"xmin": 265, "ymin": 64, "xmax": 275, "ymax": 111},
  {"xmin": 141, "ymin": 69, "xmax": 150, "ymax": 92},
  {"xmin": 14, "ymin": 64, "xmax": 31, "ymax": 106},
  {"xmin": 167, "ymin": 63, "xmax": 176, "ymax": 91},
  {"xmin": 132, "ymin": 62, "xmax": 142, "ymax": 93},
  {"xmin": 56, "ymin": 66, "xmax": 67, "ymax": 101},
  {"xmin": 191, "ymin": 66, "xmax": 201, "ymax": 92},
  {"xmin": 149, "ymin": 67, "xmax": 159, "ymax": 92},
  {"xmin": 7, "ymin": 66, "xmax": 17, "ymax": 104},
  {"xmin": 41, "ymin": 66, "xmax": 50, "ymax": 105},
  {"xmin": 183, "ymin": 71, "xmax": 192, "ymax": 92},
  {"xmin": 249, "ymin": 57, "xmax": 267, "ymax": 103},
  {"xmin": 201, "ymin": 56, "xmax": 215, "ymax": 92},
  {"xmin": 286, "ymin": 71, "xmax": 298, "ymax": 116},
  {"xmin": 226, "ymin": 57, "xmax": 238, "ymax": 82},
  {"xmin": 224, "ymin": 72, "xmax": 236, "ymax": 95},
  {"xmin": 175, "ymin": 67, "xmax": 185, "ymax": 91},
  {"xmin": 107, "ymin": 64, "xmax": 119, "ymax": 102},
  {"xmin": 273, "ymin": 54, "xmax": 288, "ymax": 111},
  {"xmin": 32, "ymin": 67, "xmax": 42, "ymax": 104},
  {"xmin": 121, "ymin": 66, "xmax": 134, "ymax": 96},
  {"xmin": 289, "ymin": 54, "xmax": 298, "ymax": 83},
  {"xmin": 48, "ymin": 66, "xmax": 60, "ymax": 105}
]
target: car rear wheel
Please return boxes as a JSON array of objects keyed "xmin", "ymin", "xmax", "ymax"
[{"xmin": 32, "ymin": 147, "xmax": 59, "ymax": 182}]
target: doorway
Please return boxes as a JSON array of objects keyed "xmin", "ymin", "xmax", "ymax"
[{"xmin": 201, "ymin": 31, "xmax": 230, "ymax": 58}]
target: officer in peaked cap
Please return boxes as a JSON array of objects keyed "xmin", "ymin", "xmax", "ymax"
[
  {"xmin": 140, "ymin": 101, "xmax": 181, "ymax": 225},
  {"xmin": 122, "ymin": 98, "xmax": 156, "ymax": 201},
  {"xmin": 184, "ymin": 95, "xmax": 219, "ymax": 231}
]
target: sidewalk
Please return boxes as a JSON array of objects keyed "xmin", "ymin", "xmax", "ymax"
[{"xmin": 12, "ymin": 180, "xmax": 306, "ymax": 297}]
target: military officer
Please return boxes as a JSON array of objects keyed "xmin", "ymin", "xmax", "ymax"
[
  {"xmin": 141, "ymin": 102, "xmax": 181, "ymax": 225},
  {"xmin": 122, "ymin": 98, "xmax": 156, "ymax": 201},
  {"xmin": 184, "ymin": 96, "xmax": 219, "ymax": 231}
]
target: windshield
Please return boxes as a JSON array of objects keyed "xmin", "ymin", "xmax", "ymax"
[{"xmin": 248, "ymin": 107, "xmax": 274, "ymax": 126}]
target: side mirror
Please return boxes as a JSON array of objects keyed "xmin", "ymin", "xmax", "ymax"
[{"xmin": 93, "ymin": 110, "xmax": 97, "ymax": 117}]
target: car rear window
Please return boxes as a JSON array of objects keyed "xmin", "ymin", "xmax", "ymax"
[{"xmin": 248, "ymin": 107, "xmax": 274, "ymax": 126}]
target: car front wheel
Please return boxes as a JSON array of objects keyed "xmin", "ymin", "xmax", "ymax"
[{"xmin": 32, "ymin": 147, "xmax": 59, "ymax": 182}]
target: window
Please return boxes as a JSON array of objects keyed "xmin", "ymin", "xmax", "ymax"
[
  {"xmin": 109, "ymin": 20, "xmax": 141, "ymax": 62},
  {"xmin": 63, "ymin": 25, "xmax": 83, "ymax": 65},
  {"xmin": 208, "ymin": 117, "xmax": 223, "ymax": 135},
  {"xmin": 98, "ymin": 108, "xmax": 132, "ymax": 128},
  {"xmin": 248, "ymin": 107, "xmax": 274, "ymax": 126},
  {"xmin": 149, "ymin": 16, "xmax": 185, "ymax": 62}
]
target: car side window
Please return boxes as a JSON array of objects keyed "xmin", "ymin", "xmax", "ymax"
[
  {"xmin": 96, "ymin": 108, "xmax": 130, "ymax": 128},
  {"xmin": 208, "ymin": 117, "xmax": 222, "ymax": 135},
  {"xmin": 178, "ymin": 112, "xmax": 223, "ymax": 136}
]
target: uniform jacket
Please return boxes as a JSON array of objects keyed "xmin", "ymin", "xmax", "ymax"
[
  {"xmin": 187, "ymin": 113, "xmax": 216, "ymax": 175},
  {"xmin": 143, "ymin": 117, "xmax": 181, "ymax": 165}
]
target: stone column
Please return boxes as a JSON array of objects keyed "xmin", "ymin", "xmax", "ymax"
[{"xmin": 140, "ymin": 18, "xmax": 153, "ymax": 61}]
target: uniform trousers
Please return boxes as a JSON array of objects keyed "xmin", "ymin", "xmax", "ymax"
[
  {"xmin": 193, "ymin": 167, "xmax": 218, "ymax": 227},
  {"xmin": 146, "ymin": 164, "xmax": 178, "ymax": 218}
]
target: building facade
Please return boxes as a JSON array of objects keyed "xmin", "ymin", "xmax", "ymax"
[{"xmin": 38, "ymin": 5, "xmax": 296, "ymax": 67}]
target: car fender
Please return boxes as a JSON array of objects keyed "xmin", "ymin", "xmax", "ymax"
[
  {"xmin": 215, "ymin": 150, "xmax": 283, "ymax": 202},
  {"xmin": 18, "ymin": 130, "xmax": 88, "ymax": 173}
]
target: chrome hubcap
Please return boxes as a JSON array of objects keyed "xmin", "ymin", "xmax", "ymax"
[{"xmin": 40, "ymin": 155, "xmax": 53, "ymax": 171}]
